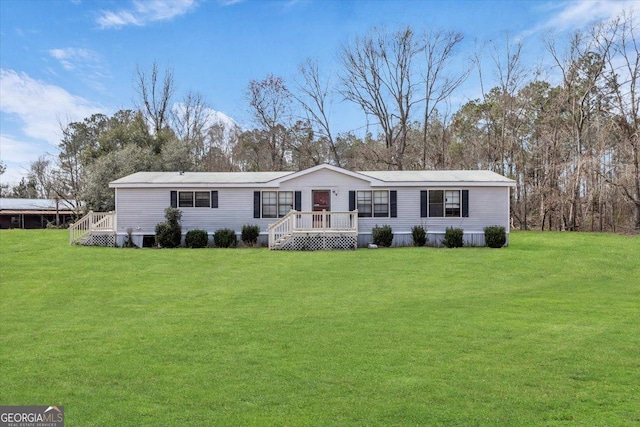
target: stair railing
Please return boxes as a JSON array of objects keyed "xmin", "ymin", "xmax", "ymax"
[{"xmin": 69, "ymin": 211, "xmax": 114, "ymax": 245}]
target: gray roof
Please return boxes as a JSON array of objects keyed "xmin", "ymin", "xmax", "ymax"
[
  {"xmin": 109, "ymin": 166, "xmax": 515, "ymax": 187},
  {"xmin": 359, "ymin": 170, "xmax": 514, "ymax": 183},
  {"xmin": 110, "ymin": 171, "xmax": 294, "ymax": 185},
  {"xmin": 0, "ymin": 198, "xmax": 76, "ymax": 211}
]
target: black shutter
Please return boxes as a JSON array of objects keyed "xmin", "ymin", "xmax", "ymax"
[
  {"xmin": 390, "ymin": 190, "xmax": 397, "ymax": 218},
  {"xmin": 170, "ymin": 191, "xmax": 177, "ymax": 208},
  {"xmin": 211, "ymin": 191, "xmax": 218, "ymax": 208},
  {"xmin": 420, "ymin": 190, "xmax": 427, "ymax": 217},
  {"xmin": 294, "ymin": 191, "xmax": 301, "ymax": 211},
  {"xmin": 253, "ymin": 191, "xmax": 261, "ymax": 218},
  {"xmin": 349, "ymin": 191, "xmax": 356, "ymax": 211},
  {"xmin": 462, "ymin": 189, "xmax": 469, "ymax": 217}
]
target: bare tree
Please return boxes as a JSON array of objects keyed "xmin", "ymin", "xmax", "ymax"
[
  {"xmin": 171, "ymin": 91, "xmax": 210, "ymax": 169},
  {"xmin": 0, "ymin": 161, "xmax": 8, "ymax": 197},
  {"xmin": 135, "ymin": 61, "xmax": 175, "ymax": 136},
  {"xmin": 294, "ymin": 58, "xmax": 341, "ymax": 167},
  {"xmin": 600, "ymin": 11, "xmax": 640, "ymax": 230},
  {"xmin": 546, "ymin": 25, "xmax": 614, "ymax": 230},
  {"xmin": 55, "ymin": 120, "xmax": 90, "ymax": 213},
  {"xmin": 27, "ymin": 155, "xmax": 55, "ymax": 198},
  {"xmin": 339, "ymin": 26, "xmax": 421, "ymax": 170},
  {"xmin": 420, "ymin": 29, "xmax": 469, "ymax": 169},
  {"xmin": 246, "ymin": 74, "xmax": 292, "ymax": 170}
]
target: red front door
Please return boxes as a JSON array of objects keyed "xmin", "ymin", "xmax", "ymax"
[
  {"xmin": 312, "ymin": 190, "xmax": 330, "ymax": 228},
  {"xmin": 312, "ymin": 190, "xmax": 331, "ymax": 212}
]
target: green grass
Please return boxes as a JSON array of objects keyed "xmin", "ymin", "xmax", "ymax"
[{"xmin": 1, "ymin": 230, "xmax": 638, "ymax": 426}]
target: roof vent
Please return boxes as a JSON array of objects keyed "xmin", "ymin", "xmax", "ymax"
[{"xmin": 179, "ymin": 171, "xmax": 184, "ymax": 175}]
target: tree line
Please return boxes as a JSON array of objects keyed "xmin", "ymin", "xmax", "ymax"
[{"xmin": 2, "ymin": 11, "xmax": 638, "ymax": 231}]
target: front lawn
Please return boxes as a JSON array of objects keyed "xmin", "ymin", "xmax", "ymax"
[{"xmin": 0, "ymin": 230, "xmax": 638, "ymax": 425}]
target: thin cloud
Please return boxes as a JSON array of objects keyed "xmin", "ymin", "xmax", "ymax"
[
  {"xmin": 97, "ymin": 0, "xmax": 197, "ymax": 29},
  {"xmin": 218, "ymin": 0, "xmax": 244, "ymax": 5},
  {"xmin": 49, "ymin": 47, "xmax": 99, "ymax": 71},
  {"xmin": 48, "ymin": 47, "xmax": 111, "ymax": 91},
  {"xmin": 519, "ymin": 0, "xmax": 634, "ymax": 40},
  {"xmin": 0, "ymin": 134, "xmax": 47, "ymax": 164},
  {"xmin": 0, "ymin": 134, "xmax": 54, "ymax": 185},
  {"xmin": 0, "ymin": 69, "xmax": 105, "ymax": 145}
]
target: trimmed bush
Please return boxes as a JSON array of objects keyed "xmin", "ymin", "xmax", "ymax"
[
  {"xmin": 411, "ymin": 225, "xmax": 427, "ymax": 247},
  {"xmin": 185, "ymin": 229, "xmax": 209, "ymax": 248},
  {"xmin": 214, "ymin": 228, "xmax": 237, "ymax": 248},
  {"xmin": 442, "ymin": 227, "xmax": 464, "ymax": 248},
  {"xmin": 484, "ymin": 225, "xmax": 507, "ymax": 248},
  {"xmin": 372, "ymin": 225, "xmax": 394, "ymax": 247},
  {"xmin": 155, "ymin": 207, "xmax": 182, "ymax": 248},
  {"xmin": 241, "ymin": 224, "xmax": 260, "ymax": 247}
]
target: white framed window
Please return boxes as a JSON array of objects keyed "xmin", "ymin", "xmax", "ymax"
[
  {"xmin": 278, "ymin": 191, "xmax": 293, "ymax": 217},
  {"xmin": 262, "ymin": 191, "xmax": 293, "ymax": 218},
  {"xmin": 179, "ymin": 191, "xmax": 194, "ymax": 208},
  {"xmin": 178, "ymin": 191, "xmax": 211, "ymax": 208},
  {"xmin": 357, "ymin": 190, "xmax": 389, "ymax": 218},
  {"xmin": 429, "ymin": 190, "xmax": 461, "ymax": 217},
  {"xmin": 195, "ymin": 191, "xmax": 211, "ymax": 207}
]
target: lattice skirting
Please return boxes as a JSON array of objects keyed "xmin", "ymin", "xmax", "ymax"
[
  {"xmin": 276, "ymin": 233, "xmax": 357, "ymax": 251},
  {"xmin": 83, "ymin": 233, "xmax": 116, "ymax": 247}
]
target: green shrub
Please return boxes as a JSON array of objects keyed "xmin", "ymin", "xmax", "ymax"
[
  {"xmin": 484, "ymin": 225, "xmax": 507, "ymax": 248},
  {"xmin": 214, "ymin": 228, "xmax": 237, "ymax": 248},
  {"xmin": 241, "ymin": 224, "xmax": 260, "ymax": 246},
  {"xmin": 411, "ymin": 225, "xmax": 427, "ymax": 247},
  {"xmin": 185, "ymin": 229, "xmax": 209, "ymax": 248},
  {"xmin": 442, "ymin": 227, "xmax": 464, "ymax": 248},
  {"xmin": 372, "ymin": 225, "xmax": 394, "ymax": 247},
  {"xmin": 155, "ymin": 207, "xmax": 182, "ymax": 248}
]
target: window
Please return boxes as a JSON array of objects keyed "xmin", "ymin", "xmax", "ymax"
[
  {"xmin": 278, "ymin": 191, "xmax": 293, "ymax": 217},
  {"xmin": 179, "ymin": 191, "xmax": 194, "ymax": 208},
  {"xmin": 373, "ymin": 191, "xmax": 389, "ymax": 217},
  {"xmin": 357, "ymin": 191, "xmax": 372, "ymax": 217},
  {"xmin": 357, "ymin": 190, "xmax": 389, "ymax": 218},
  {"xmin": 429, "ymin": 190, "xmax": 461, "ymax": 217},
  {"xmin": 262, "ymin": 191, "xmax": 293, "ymax": 218},
  {"xmin": 178, "ymin": 191, "xmax": 212, "ymax": 208},
  {"xmin": 445, "ymin": 190, "xmax": 460, "ymax": 217},
  {"xmin": 195, "ymin": 191, "xmax": 210, "ymax": 207}
]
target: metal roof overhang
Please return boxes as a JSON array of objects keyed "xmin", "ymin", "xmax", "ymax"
[{"xmin": 0, "ymin": 210, "xmax": 76, "ymax": 215}]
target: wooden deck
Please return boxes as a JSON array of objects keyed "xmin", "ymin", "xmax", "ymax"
[
  {"xmin": 69, "ymin": 211, "xmax": 115, "ymax": 245},
  {"xmin": 267, "ymin": 210, "xmax": 358, "ymax": 250}
]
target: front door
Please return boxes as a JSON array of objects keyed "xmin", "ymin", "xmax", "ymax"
[
  {"xmin": 312, "ymin": 190, "xmax": 331, "ymax": 212},
  {"xmin": 312, "ymin": 190, "xmax": 331, "ymax": 228}
]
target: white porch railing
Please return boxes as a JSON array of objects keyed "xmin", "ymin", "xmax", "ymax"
[
  {"xmin": 69, "ymin": 211, "xmax": 115, "ymax": 245},
  {"xmin": 267, "ymin": 210, "xmax": 358, "ymax": 249}
]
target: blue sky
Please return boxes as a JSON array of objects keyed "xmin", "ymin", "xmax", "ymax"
[{"xmin": 0, "ymin": 0, "xmax": 635, "ymax": 185}]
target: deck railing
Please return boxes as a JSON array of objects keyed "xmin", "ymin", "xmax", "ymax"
[
  {"xmin": 69, "ymin": 211, "xmax": 115, "ymax": 245},
  {"xmin": 267, "ymin": 210, "xmax": 358, "ymax": 249}
]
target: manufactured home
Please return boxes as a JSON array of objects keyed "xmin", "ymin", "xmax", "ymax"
[{"xmin": 70, "ymin": 164, "xmax": 515, "ymax": 249}]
